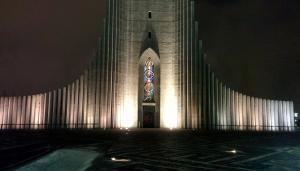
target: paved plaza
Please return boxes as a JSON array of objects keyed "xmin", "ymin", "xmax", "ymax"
[{"xmin": 1, "ymin": 129, "xmax": 300, "ymax": 170}]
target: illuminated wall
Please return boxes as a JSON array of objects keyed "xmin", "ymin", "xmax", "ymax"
[{"xmin": 0, "ymin": 0, "xmax": 295, "ymax": 131}]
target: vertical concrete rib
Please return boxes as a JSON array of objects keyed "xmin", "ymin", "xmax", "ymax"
[
  {"xmin": 271, "ymin": 100, "xmax": 275, "ymax": 131},
  {"xmin": 274, "ymin": 100, "xmax": 278, "ymax": 131},
  {"xmin": 230, "ymin": 91, "xmax": 233, "ymax": 130},
  {"xmin": 231, "ymin": 90, "xmax": 235, "ymax": 130},
  {"xmin": 268, "ymin": 100, "xmax": 272, "ymax": 130},
  {"xmin": 57, "ymin": 89, "xmax": 62, "ymax": 128},
  {"xmin": 78, "ymin": 77, "xmax": 83, "ymax": 128},
  {"xmin": 207, "ymin": 65, "xmax": 211, "ymax": 129},
  {"xmin": 227, "ymin": 88, "xmax": 231, "ymax": 130},
  {"xmin": 286, "ymin": 101, "xmax": 290, "ymax": 130},
  {"xmin": 211, "ymin": 73, "xmax": 215, "ymax": 129},
  {"xmin": 258, "ymin": 98, "xmax": 263, "ymax": 131},
  {"xmin": 16, "ymin": 96, "xmax": 21, "ymax": 129},
  {"xmin": 218, "ymin": 82, "xmax": 222, "ymax": 130},
  {"xmin": 53, "ymin": 90, "xmax": 57, "ymax": 128},
  {"xmin": 214, "ymin": 78, "xmax": 219, "ymax": 129},
  {"xmin": 290, "ymin": 101, "xmax": 294, "ymax": 130},
  {"xmin": 241, "ymin": 95, "xmax": 246, "ymax": 130},
  {"xmin": 95, "ymin": 40, "xmax": 101, "ymax": 128},
  {"xmin": 222, "ymin": 84, "xmax": 226, "ymax": 129}
]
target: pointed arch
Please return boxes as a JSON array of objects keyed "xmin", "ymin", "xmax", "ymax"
[{"xmin": 139, "ymin": 48, "xmax": 160, "ymax": 65}]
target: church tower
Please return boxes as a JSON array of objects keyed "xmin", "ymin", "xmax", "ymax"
[
  {"xmin": 105, "ymin": 0, "xmax": 201, "ymax": 129},
  {"xmin": 0, "ymin": 0, "xmax": 295, "ymax": 131}
]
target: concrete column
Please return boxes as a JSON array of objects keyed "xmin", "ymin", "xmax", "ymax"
[
  {"xmin": 2, "ymin": 97, "xmax": 6, "ymax": 129},
  {"xmin": 30, "ymin": 95, "xmax": 36, "ymax": 129},
  {"xmin": 278, "ymin": 100, "xmax": 283, "ymax": 130},
  {"xmin": 226, "ymin": 88, "xmax": 230, "ymax": 130},
  {"xmin": 37, "ymin": 94, "xmax": 41, "ymax": 129},
  {"xmin": 290, "ymin": 101, "xmax": 294, "ymax": 130},
  {"xmin": 83, "ymin": 70, "xmax": 88, "ymax": 128},
  {"xmin": 11, "ymin": 97, "xmax": 17, "ymax": 129},
  {"xmin": 211, "ymin": 73, "xmax": 216, "ymax": 129},
  {"xmin": 218, "ymin": 82, "xmax": 222, "ymax": 130},
  {"xmin": 215, "ymin": 79, "xmax": 220, "ymax": 129},
  {"xmin": 9, "ymin": 97, "xmax": 14, "ymax": 129},
  {"xmin": 8, "ymin": 97, "xmax": 13, "ymax": 129},
  {"xmin": 70, "ymin": 83, "xmax": 75, "ymax": 128},
  {"xmin": 108, "ymin": 0, "xmax": 115, "ymax": 129},
  {"xmin": 249, "ymin": 97, "xmax": 254, "ymax": 130},
  {"xmin": 282, "ymin": 101, "xmax": 286, "ymax": 130},
  {"xmin": 254, "ymin": 98, "xmax": 259, "ymax": 130},
  {"xmin": 2, "ymin": 97, "xmax": 9, "ymax": 129},
  {"xmin": 34, "ymin": 95, "xmax": 39, "ymax": 129},
  {"xmin": 5, "ymin": 97, "xmax": 10, "ymax": 129},
  {"xmin": 38, "ymin": 95, "xmax": 42, "ymax": 129},
  {"xmin": 57, "ymin": 89, "xmax": 62, "ymax": 128},
  {"xmin": 111, "ymin": 0, "xmax": 116, "ymax": 128},
  {"xmin": 78, "ymin": 76, "xmax": 84, "ymax": 128},
  {"xmin": 258, "ymin": 98, "xmax": 263, "ymax": 131},
  {"xmin": 95, "ymin": 41, "xmax": 101, "ymax": 129},
  {"xmin": 231, "ymin": 90, "xmax": 235, "ymax": 130},
  {"xmin": 270, "ymin": 100, "xmax": 275, "ymax": 131},
  {"xmin": 25, "ymin": 96, "xmax": 31, "ymax": 129},
  {"xmin": 74, "ymin": 80, "xmax": 79, "ymax": 128},
  {"xmin": 45, "ymin": 92, "xmax": 50, "ymax": 128},
  {"xmin": 2, "ymin": 98, "xmax": 7, "ymax": 129},
  {"xmin": 241, "ymin": 95, "xmax": 246, "ymax": 130},
  {"xmin": 268, "ymin": 100, "xmax": 272, "ymax": 131},
  {"xmin": 234, "ymin": 91, "xmax": 238, "ymax": 130},
  {"xmin": 286, "ymin": 101, "xmax": 290, "ymax": 130},
  {"xmin": 207, "ymin": 65, "xmax": 211, "ymax": 129},
  {"xmin": 185, "ymin": 0, "xmax": 190, "ymax": 129},
  {"xmin": 0, "ymin": 97, "xmax": 3, "ymax": 129},
  {"xmin": 194, "ymin": 22, "xmax": 199, "ymax": 129},
  {"xmin": 16, "ymin": 96, "xmax": 22, "ymax": 129},
  {"xmin": 90, "ymin": 60, "xmax": 96, "ymax": 129},
  {"xmin": 66, "ymin": 84, "xmax": 71, "ymax": 128},
  {"xmin": 222, "ymin": 85, "xmax": 227, "ymax": 130},
  {"xmin": 202, "ymin": 63, "xmax": 207, "ymax": 129},
  {"xmin": 238, "ymin": 94, "xmax": 242, "ymax": 130},
  {"xmin": 101, "ymin": 18, "xmax": 106, "ymax": 127},
  {"xmin": 46, "ymin": 93, "xmax": 50, "ymax": 129},
  {"xmin": 274, "ymin": 100, "xmax": 279, "ymax": 131},
  {"xmin": 33, "ymin": 95, "xmax": 38, "ymax": 129},
  {"xmin": 289, "ymin": 101, "xmax": 293, "ymax": 130},
  {"xmin": 262, "ymin": 99, "xmax": 266, "ymax": 130},
  {"xmin": 222, "ymin": 87, "xmax": 226, "ymax": 130},
  {"xmin": 62, "ymin": 87, "xmax": 67, "ymax": 128},
  {"xmin": 52, "ymin": 90, "xmax": 57, "ymax": 128},
  {"xmin": 286, "ymin": 101, "xmax": 291, "ymax": 129},
  {"xmin": 42, "ymin": 94, "xmax": 47, "ymax": 129},
  {"xmin": 246, "ymin": 96, "xmax": 250, "ymax": 130}
]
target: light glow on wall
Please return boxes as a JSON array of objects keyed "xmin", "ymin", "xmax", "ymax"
[
  {"xmin": 120, "ymin": 95, "xmax": 136, "ymax": 128},
  {"xmin": 162, "ymin": 86, "xmax": 178, "ymax": 129}
]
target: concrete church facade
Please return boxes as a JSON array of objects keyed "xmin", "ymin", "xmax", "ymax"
[{"xmin": 0, "ymin": 0, "xmax": 295, "ymax": 131}]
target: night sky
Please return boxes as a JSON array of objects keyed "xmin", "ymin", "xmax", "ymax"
[{"xmin": 1, "ymin": 0, "xmax": 300, "ymax": 111}]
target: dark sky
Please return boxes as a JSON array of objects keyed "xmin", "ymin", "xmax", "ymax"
[
  {"xmin": 0, "ymin": 0, "xmax": 106, "ymax": 95},
  {"xmin": 1, "ymin": 0, "xmax": 300, "ymax": 111}
]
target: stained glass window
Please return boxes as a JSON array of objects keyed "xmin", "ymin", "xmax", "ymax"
[{"xmin": 144, "ymin": 57, "xmax": 154, "ymax": 102}]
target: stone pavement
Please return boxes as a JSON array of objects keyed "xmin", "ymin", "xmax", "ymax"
[{"xmin": 2, "ymin": 129, "xmax": 300, "ymax": 170}]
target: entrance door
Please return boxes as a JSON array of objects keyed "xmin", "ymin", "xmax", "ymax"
[{"xmin": 143, "ymin": 106, "xmax": 155, "ymax": 128}]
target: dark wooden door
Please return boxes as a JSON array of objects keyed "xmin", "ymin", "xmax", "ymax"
[{"xmin": 143, "ymin": 106, "xmax": 155, "ymax": 128}]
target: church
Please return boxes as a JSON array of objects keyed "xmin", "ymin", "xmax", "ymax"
[{"xmin": 0, "ymin": 0, "xmax": 295, "ymax": 131}]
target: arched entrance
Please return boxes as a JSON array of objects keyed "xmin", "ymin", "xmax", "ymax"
[{"xmin": 138, "ymin": 48, "xmax": 160, "ymax": 128}]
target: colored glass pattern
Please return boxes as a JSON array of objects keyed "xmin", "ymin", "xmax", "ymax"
[{"xmin": 144, "ymin": 57, "xmax": 155, "ymax": 102}]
